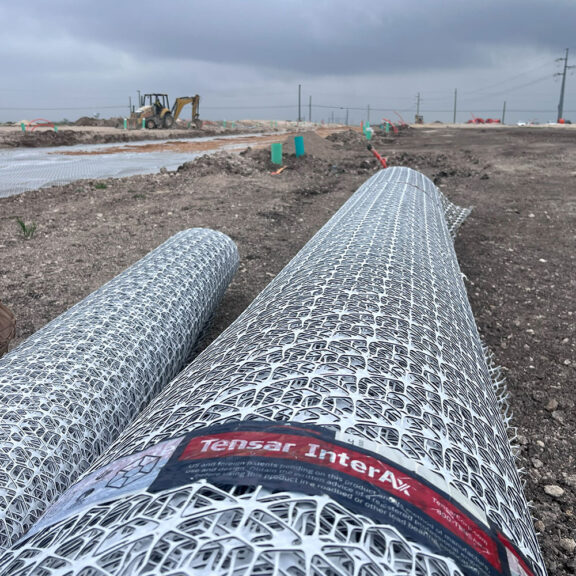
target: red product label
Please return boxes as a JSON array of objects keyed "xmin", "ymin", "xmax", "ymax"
[
  {"xmin": 498, "ymin": 534, "xmax": 536, "ymax": 576},
  {"xmin": 180, "ymin": 431, "xmax": 501, "ymax": 571}
]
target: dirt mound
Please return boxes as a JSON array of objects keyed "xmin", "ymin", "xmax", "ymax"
[
  {"xmin": 387, "ymin": 151, "xmax": 482, "ymax": 184},
  {"xmin": 178, "ymin": 151, "xmax": 260, "ymax": 177},
  {"xmin": 281, "ymin": 131, "xmax": 338, "ymax": 161},
  {"xmin": 74, "ymin": 117, "xmax": 123, "ymax": 128},
  {"xmin": 388, "ymin": 151, "xmax": 453, "ymax": 170},
  {"xmin": 74, "ymin": 117, "xmax": 100, "ymax": 127},
  {"xmin": 238, "ymin": 142, "xmax": 337, "ymax": 177},
  {"xmin": 326, "ymin": 129, "xmax": 366, "ymax": 146},
  {"xmin": 180, "ymin": 145, "xmax": 336, "ymax": 179}
]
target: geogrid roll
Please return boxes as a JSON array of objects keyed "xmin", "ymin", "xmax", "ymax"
[
  {"xmin": 1, "ymin": 168, "xmax": 545, "ymax": 576},
  {"xmin": 0, "ymin": 228, "xmax": 239, "ymax": 553}
]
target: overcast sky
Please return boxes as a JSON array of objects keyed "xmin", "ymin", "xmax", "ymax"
[{"xmin": 1, "ymin": 0, "xmax": 574, "ymax": 124}]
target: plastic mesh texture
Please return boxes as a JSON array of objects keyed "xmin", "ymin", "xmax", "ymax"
[
  {"xmin": 0, "ymin": 136, "xmax": 254, "ymax": 198},
  {"xmin": 0, "ymin": 228, "xmax": 239, "ymax": 553},
  {"xmin": 0, "ymin": 146, "xmax": 200, "ymax": 198},
  {"xmin": 1, "ymin": 168, "xmax": 545, "ymax": 575}
]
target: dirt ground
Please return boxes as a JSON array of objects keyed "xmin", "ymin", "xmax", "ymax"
[{"xmin": 0, "ymin": 123, "xmax": 574, "ymax": 574}]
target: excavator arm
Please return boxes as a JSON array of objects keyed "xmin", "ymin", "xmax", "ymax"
[{"xmin": 172, "ymin": 96, "xmax": 200, "ymax": 122}]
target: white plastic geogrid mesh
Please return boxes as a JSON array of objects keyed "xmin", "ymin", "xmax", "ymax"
[
  {"xmin": 0, "ymin": 145, "xmax": 199, "ymax": 198},
  {"xmin": 0, "ymin": 228, "xmax": 239, "ymax": 553},
  {"xmin": 0, "ymin": 168, "xmax": 545, "ymax": 575},
  {"xmin": 0, "ymin": 134, "xmax": 264, "ymax": 198}
]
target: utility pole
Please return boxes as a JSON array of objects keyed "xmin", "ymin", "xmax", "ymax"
[
  {"xmin": 453, "ymin": 89, "xmax": 458, "ymax": 124},
  {"xmin": 298, "ymin": 84, "xmax": 302, "ymax": 122},
  {"xmin": 309, "ymin": 95, "xmax": 312, "ymax": 123},
  {"xmin": 502, "ymin": 101, "xmax": 507, "ymax": 125},
  {"xmin": 556, "ymin": 48, "xmax": 574, "ymax": 122},
  {"xmin": 367, "ymin": 104, "xmax": 371, "ymax": 124},
  {"xmin": 416, "ymin": 92, "xmax": 421, "ymax": 116},
  {"xmin": 346, "ymin": 108, "xmax": 349, "ymax": 126}
]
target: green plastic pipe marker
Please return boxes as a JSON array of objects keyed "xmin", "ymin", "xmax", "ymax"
[
  {"xmin": 271, "ymin": 143, "xmax": 283, "ymax": 165},
  {"xmin": 294, "ymin": 135, "xmax": 305, "ymax": 157}
]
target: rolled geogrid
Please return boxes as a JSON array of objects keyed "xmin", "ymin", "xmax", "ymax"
[
  {"xmin": 2, "ymin": 169, "xmax": 545, "ymax": 576},
  {"xmin": 0, "ymin": 228, "xmax": 239, "ymax": 553}
]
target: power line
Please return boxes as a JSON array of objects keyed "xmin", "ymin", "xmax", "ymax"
[
  {"xmin": 1, "ymin": 100, "xmax": 571, "ymax": 120},
  {"xmin": 463, "ymin": 58, "xmax": 554, "ymax": 97},
  {"xmin": 460, "ymin": 74, "xmax": 553, "ymax": 102},
  {"xmin": 415, "ymin": 58, "xmax": 556, "ymax": 104}
]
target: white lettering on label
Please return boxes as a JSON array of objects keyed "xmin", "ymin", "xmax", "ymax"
[
  {"xmin": 197, "ymin": 438, "xmax": 412, "ymax": 497},
  {"xmin": 199, "ymin": 438, "xmax": 296, "ymax": 454},
  {"xmin": 304, "ymin": 443, "xmax": 411, "ymax": 496}
]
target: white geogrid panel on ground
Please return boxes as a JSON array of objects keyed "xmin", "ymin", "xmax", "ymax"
[
  {"xmin": 0, "ymin": 168, "xmax": 545, "ymax": 575},
  {"xmin": 0, "ymin": 228, "xmax": 239, "ymax": 553},
  {"xmin": 0, "ymin": 144, "xmax": 201, "ymax": 197},
  {"xmin": 0, "ymin": 134, "xmax": 267, "ymax": 198}
]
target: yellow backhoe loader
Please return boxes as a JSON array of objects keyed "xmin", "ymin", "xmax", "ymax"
[{"xmin": 131, "ymin": 93, "xmax": 201, "ymax": 129}]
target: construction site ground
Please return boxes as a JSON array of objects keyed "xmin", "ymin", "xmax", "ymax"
[{"xmin": 0, "ymin": 122, "xmax": 574, "ymax": 574}]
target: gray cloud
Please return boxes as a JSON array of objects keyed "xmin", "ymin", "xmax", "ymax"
[
  {"xmin": 8, "ymin": 0, "xmax": 576, "ymax": 74},
  {"xmin": 0, "ymin": 0, "xmax": 573, "ymax": 123}
]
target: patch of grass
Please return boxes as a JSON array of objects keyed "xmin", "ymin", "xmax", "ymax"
[
  {"xmin": 133, "ymin": 193, "xmax": 146, "ymax": 199},
  {"xmin": 16, "ymin": 217, "xmax": 37, "ymax": 240},
  {"xmin": 94, "ymin": 182, "xmax": 108, "ymax": 189}
]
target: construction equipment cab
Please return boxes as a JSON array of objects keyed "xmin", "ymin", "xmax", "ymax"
[{"xmin": 132, "ymin": 93, "xmax": 200, "ymax": 129}]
